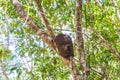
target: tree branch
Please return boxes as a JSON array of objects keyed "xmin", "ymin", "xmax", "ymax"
[
  {"xmin": 62, "ymin": 57, "xmax": 81, "ymax": 80},
  {"xmin": 35, "ymin": 0, "xmax": 55, "ymax": 39},
  {"xmin": 76, "ymin": 0, "xmax": 89, "ymax": 79}
]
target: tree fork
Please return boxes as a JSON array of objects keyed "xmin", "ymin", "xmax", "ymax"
[{"xmin": 11, "ymin": 0, "xmax": 81, "ymax": 79}]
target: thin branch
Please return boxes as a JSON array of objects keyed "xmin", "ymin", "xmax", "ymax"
[
  {"xmin": 100, "ymin": 66, "xmax": 109, "ymax": 80},
  {"xmin": 94, "ymin": 0, "xmax": 102, "ymax": 8},
  {"xmin": 91, "ymin": 66, "xmax": 109, "ymax": 80},
  {"xmin": 86, "ymin": 0, "xmax": 120, "ymax": 63},
  {"xmin": 54, "ymin": 29, "xmax": 75, "ymax": 32},
  {"xmin": 113, "ymin": 0, "xmax": 120, "ymax": 22},
  {"xmin": 35, "ymin": 0, "xmax": 55, "ymax": 39},
  {"xmin": 91, "ymin": 68, "xmax": 104, "ymax": 76}
]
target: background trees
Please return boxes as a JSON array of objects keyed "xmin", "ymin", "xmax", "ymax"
[{"xmin": 0, "ymin": 0, "xmax": 120, "ymax": 80}]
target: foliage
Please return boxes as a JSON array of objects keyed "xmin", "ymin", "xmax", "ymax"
[{"xmin": 0, "ymin": 0, "xmax": 120, "ymax": 80}]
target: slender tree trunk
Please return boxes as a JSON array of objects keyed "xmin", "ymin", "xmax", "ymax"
[{"xmin": 76, "ymin": 0, "xmax": 89, "ymax": 79}]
